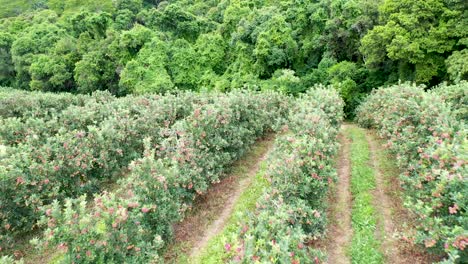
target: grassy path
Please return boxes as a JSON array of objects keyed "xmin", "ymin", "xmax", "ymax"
[
  {"xmin": 190, "ymin": 161, "xmax": 270, "ymax": 263},
  {"xmin": 367, "ymin": 131, "xmax": 404, "ymax": 263},
  {"xmin": 164, "ymin": 134, "xmax": 275, "ymax": 263},
  {"xmin": 347, "ymin": 126, "xmax": 384, "ymax": 264},
  {"xmin": 165, "ymin": 125, "xmax": 435, "ymax": 264},
  {"xmin": 367, "ymin": 131, "xmax": 440, "ymax": 264},
  {"xmin": 334, "ymin": 125, "xmax": 435, "ymax": 264},
  {"xmin": 325, "ymin": 125, "xmax": 353, "ymax": 264}
]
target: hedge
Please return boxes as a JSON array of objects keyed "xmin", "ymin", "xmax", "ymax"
[
  {"xmin": 225, "ymin": 87, "xmax": 344, "ymax": 263},
  {"xmin": 0, "ymin": 92, "xmax": 201, "ymax": 249},
  {"xmin": 356, "ymin": 83, "xmax": 467, "ymax": 263},
  {"xmin": 33, "ymin": 91, "xmax": 290, "ymax": 263}
]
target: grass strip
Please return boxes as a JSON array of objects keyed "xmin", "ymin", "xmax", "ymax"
[
  {"xmin": 189, "ymin": 161, "xmax": 270, "ymax": 264},
  {"xmin": 346, "ymin": 126, "xmax": 384, "ymax": 264}
]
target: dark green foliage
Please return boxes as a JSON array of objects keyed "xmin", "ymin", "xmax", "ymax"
[
  {"xmin": 10, "ymin": 20, "xmax": 65, "ymax": 89},
  {"xmin": 119, "ymin": 37, "xmax": 173, "ymax": 94},
  {"xmin": 0, "ymin": 0, "xmax": 467, "ymax": 116},
  {"xmin": 0, "ymin": 33, "xmax": 15, "ymax": 86},
  {"xmin": 360, "ymin": 0, "xmax": 468, "ymax": 84}
]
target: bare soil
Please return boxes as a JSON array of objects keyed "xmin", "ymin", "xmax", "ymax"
[
  {"xmin": 324, "ymin": 125, "xmax": 438, "ymax": 264},
  {"xmin": 367, "ymin": 131, "xmax": 407, "ymax": 263},
  {"xmin": 161, "ymin": 125, "xmax": 441, "ymax": 264},
  {"xmin": 366, "ymin": 130, "xmax": 441, "ymax": 264},
  {"xmin": 164, "ymin": 134, "xmax": 276, "ymax": 262},
  {"xmin": 324, "ymin": 125, "xmax": 353, "ymax": 264}
]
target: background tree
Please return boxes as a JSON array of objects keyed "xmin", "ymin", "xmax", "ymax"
[
  {"xmin": 29, "ymin": 36, "xmax": 78, "ymax": 91},
  {"xmin": 0, "ymin": 32, "xmax": 15, "ymax": 86},
  {"xmin": 360, "ymin": 0, "xmax": 468, "ymax": 84},
  {"xmin": 446, "ymin": 49, "xmax": 468, "ymax": 82},
  {"xmin": 167, "ymin": 39, "xmax": 202, "ymax": 90},
  {"xmin": 0, "ymin": 0, "xmax": 466, "ymax": 117},
  {"xmin": 11, "ymin": 21, "xmax": 64, "ymax": 89},
  {"xmin": 253, "ymin": 12, "xmax": 297, "ymax": 77},
  {"xmin": 74, "ymin": 31, "xmax": 120, "ymax": 94},
  {"xmin": 119, "ymin": 37, "xmax": 173, "ymax": 94}
]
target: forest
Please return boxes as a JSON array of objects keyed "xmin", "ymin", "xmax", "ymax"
[{"xmin": 0, "ymin": 0, "xmax": 467, "ymax": 116}]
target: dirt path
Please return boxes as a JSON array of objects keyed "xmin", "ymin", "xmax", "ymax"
[
  {"xmin": 164, "ymin": 134, "xmax": 276, "ymax": 262},
  {"xmin": 325, "ymin": 125, "xmax": 353, "ymax": 264},
  {"xmin": 322, "ymin": 125, "xmax": 438, "ymax": 264},
  {"xmin": 366, "ymin": 131, "xmax": 405, "ymax": 263},
  {"xmin": 366, "ymin": 131, "xmax": 440, "ymax": 264},
  {"xmin": 166, "ymin": 126, "xmax": 437, "ymax": 264}
]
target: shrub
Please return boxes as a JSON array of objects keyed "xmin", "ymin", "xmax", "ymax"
[
  {"xmin": 0, "ymin": 92, "xmax": 198, "ymax": 249},
  {"xmin": 0, "ymin": 88, "xmax": 96, "ymax": 119},
  {"xmin": 228, "ymin": 87, "xmax": 343, "ymax": 262},
  {"xmin": 34, "ymin": 91, "xmax": 291, "ymax": 263},
  {"xmin": 356, "ymin": 83, "xmax": 468, "ymax": 262},
  {"xmin": 431, "ymin": 81, "xmax": 468, "ymax": 121},
  {"xmin": 227, "ymin": 197, "xmax": 325, "ymax": 263}
]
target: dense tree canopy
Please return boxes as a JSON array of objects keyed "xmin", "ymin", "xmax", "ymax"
[
  {"xmin": 361, "ymin": 0, "xmax": 468, "ymax": 84},
  {"xmin": 0, "ymin": 0, "xmax": 467, "ymax": 116}
]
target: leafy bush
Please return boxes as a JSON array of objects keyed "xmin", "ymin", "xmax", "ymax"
[
  {"xmin": 304, "ymin": 85, "xmax": 346, "ymax": 127},
  {"xmin": 431, "ymin": 81, "xmax": 468, "ymax": 121},
  {"xmin": 227, "ymin": 197, "xmax": 326, "ymax": 263},
  {"xmin": 33, "ymin": 91, "xmax": 291, "ymax": 263},
  {"xmin": 356, "ymin": 83, "xmax": 468, "ymax": 262},
  {"xmin": 0, "ymin": 255, "xmax": 23, "ymax": 264},
  {"xmin": 261, "ymin": 69, "xmax": 304, "ymax": 95},
  {"xmin": 2, "ymin": 91, "xmax": 208, "ymax": 148},
  {"xmin": 0, "ymin": 88, "xmax": 90, "ymax": 119},
  {"xmin": 227, "ymin": 88, "xmax": 343, "ymax": 262},
  {"xmin": 0, "ymin": 92, "xmax": 198, "ymax": 249},
  {"xmin": 35, "ymin": 150, "xmax": 173, "ymax": 263}
]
